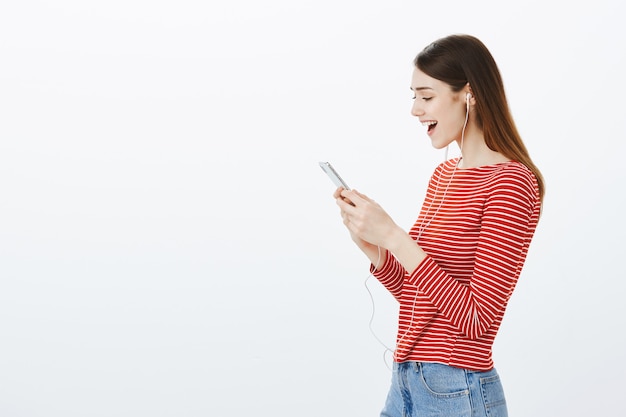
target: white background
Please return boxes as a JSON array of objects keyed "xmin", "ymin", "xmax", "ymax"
[{"xmin": 1, "ymin": 1, "xmax": 625, "ymax": 416}]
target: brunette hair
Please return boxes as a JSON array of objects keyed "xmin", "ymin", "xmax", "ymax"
[{"xmin": 414, "ymin": 34, "xmax": 545, "ymax": 201}]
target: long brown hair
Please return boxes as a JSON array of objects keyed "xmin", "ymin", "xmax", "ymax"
[{"xmin": 414, "ymin": 34, "xmax": 545, "ymax": 201}]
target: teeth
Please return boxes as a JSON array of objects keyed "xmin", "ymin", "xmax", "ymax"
[{"xmin": 421, "ymin": 121, "xmax": 437, "ymax": 126}]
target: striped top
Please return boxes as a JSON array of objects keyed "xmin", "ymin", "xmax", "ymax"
[{"xmin": 372, "ymin": 158, "xmax": 541, "ymax": 371}]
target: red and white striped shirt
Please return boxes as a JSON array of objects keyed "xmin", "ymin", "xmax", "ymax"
[{"xmin": 373, "ymin": 158, "xmax": 541, "ymax": 371}]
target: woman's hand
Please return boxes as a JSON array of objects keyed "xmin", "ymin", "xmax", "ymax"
[
  {"xmin": 333, "ymin": 187, "xmax": 426, "ymax": 274},
  {"xmin": 334, "ymin": 187, "xmax": 402, "ymax": 250}
]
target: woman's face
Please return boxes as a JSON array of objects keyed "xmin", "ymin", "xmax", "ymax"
[{"xmin": 410, "ymin": 67, "xmax": 467, "ymax": 149}]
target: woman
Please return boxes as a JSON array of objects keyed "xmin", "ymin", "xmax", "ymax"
[{"xmin": 333, "ymin": 34, "xmax": 544, "ymax": 417}]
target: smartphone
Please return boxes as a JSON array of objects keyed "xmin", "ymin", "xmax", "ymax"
[{"xmin": 319, "ymin": 161, "xmax": 350, "ymax": 190}]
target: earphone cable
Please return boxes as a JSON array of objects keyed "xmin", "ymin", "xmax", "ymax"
[
  {"xmin": 365, "ymin": 99, "xmax": 470, "ymax": 370},
  {"xmin": 364, "ymin": 244, "xmax": 395, "ymax": 370}
]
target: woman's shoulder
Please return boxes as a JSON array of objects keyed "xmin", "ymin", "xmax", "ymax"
[
  {"xmin": 487, "ymin": 161, "xmax": 541, "ymax": 203},
  {"xmin": 493, "ymin": 161, "xmax": 537, "ymax": 185}
]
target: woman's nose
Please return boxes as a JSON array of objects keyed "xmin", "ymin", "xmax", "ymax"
[{"xmin": 411, "ymin": 101, "xmax": 424, "ymax": 117}]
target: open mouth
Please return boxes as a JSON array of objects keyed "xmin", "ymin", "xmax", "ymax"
[{"xmin": 422, "ymin": 120, "xmax": 438, "ymax": 134}]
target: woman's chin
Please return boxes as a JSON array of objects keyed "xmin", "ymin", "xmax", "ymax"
[{"xmin": 430, "ymin": 139, "xmax": 452, "ymax": 150}]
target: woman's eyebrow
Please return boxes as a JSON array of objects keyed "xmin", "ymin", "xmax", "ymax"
[{"xmin": 410, "ymin": 86, "xmax": 434, "ymax": 92}]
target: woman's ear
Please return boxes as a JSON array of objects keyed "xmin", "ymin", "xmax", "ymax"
[
  {"xmin": 463, "ymin": 83, "xmax": 476, "ymax": 106},
  {"xmin": 465, "ymin": 84, "xmax": 476, "ymax": 105}
]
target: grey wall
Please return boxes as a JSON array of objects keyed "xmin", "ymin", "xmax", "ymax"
[{"xmin": 1, "ymin": 1, "xmax": 624, "ymax": 415}]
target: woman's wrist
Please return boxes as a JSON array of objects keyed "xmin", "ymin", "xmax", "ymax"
[
  {"xmin": 385, "ymin": 226, "xmax": 426, "ymax": 273},
  {"xmin": 384, "ymin": 226, "xmax": 412, "ymax": 253}
]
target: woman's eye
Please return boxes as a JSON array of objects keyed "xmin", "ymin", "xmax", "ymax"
[{"xmin": 422, "ymin": 97, "xmax": 432, "ymax": 101}]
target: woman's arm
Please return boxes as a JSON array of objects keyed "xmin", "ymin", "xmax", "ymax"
[
  {"xmin": 398, "ymin": 176, "xmax": 540, "ymax": 339},
  {"xmin": 338, "ymin": 172, "xmax": 540, "ymax": 339},
  {"xmin": 335, "ymin": 188, "xmax": 420, "ymax": 300}
]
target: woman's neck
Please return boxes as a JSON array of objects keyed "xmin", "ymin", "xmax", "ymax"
[{"xmin": 455, "ymin": 128, "xmax": 509, "ymax": 169}]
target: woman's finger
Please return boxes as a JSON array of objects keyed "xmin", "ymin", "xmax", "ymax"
[
  {"xmin": 350, "ymin": 189, "xmax": 376, "ymax": 204},
  {"xmin": 332, "ymin": 187, "xmax": 345, "ymax": 199},
  {"xmin": 336, "ymin": 192, "xmax": 355, "ymax": 209},
  {"xmin": 341, "ymin": 189, "xmax": 366, "ymax": 206}
]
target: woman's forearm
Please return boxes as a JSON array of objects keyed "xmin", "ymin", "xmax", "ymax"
[
  {"xmin": 359, "ymin": 241, "xmax": 387, "ymax": 269},
  {"xmin": 384, "ymin": 227, "xmax": 427, "ymax": 275}
]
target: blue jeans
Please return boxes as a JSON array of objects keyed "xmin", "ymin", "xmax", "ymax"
[{"xmin": 380, "ymin": 362, "xmax": 508, "ymax": 417}]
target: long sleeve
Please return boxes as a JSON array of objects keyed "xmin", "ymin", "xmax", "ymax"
[
  {"xmin": 376, "ymin": 160, "xmax": 541, "ymax": 370},
  {"xmin": 370, "ymin": 250, "xmax": 405, "ymax": 301},
  {"xmin": 407, "ymin": 170, "xmax": 540, "ymax": 339}
]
